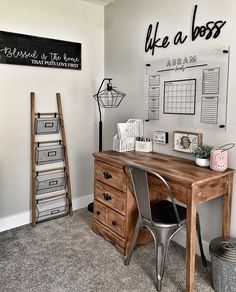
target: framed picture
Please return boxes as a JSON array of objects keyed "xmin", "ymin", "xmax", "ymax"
[{"xmin": 173, "ymin": 131, "xmax": 202, "ymax": 153}]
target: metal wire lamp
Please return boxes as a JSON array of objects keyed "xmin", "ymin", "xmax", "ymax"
[{"xmin": 93, "ymin": 78, "xmax": 125, "ymax": 151}]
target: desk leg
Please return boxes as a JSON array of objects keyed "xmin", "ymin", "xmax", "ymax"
[
  {"xmin": 222, "ymin": 173, "xmax": 233, "ymax": 237},
  {"xmin": 186, "ymin": 188, "xmax": 197, "ymax": 292}
]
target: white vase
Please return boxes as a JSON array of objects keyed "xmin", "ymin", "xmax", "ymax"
[{"xmin": 195, "ymin": 157, "xmax": 210, "ymax": 167}]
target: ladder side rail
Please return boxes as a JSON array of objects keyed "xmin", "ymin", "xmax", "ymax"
[
  {"xmin": 31, "ymin": 92, "xmax": 36, "ymax": 227},
  {"xmin": 56, "ymin": 93, "xmax": 73, "ymax": 216}
]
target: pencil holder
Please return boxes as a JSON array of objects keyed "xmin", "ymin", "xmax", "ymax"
[{"xmin": 135, "ymin": 141, "xmax": 152, "ymax": 152}]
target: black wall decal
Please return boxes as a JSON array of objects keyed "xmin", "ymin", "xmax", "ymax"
[
  {"xmin": 145, "ymin": 5, "xmax": 226, "ymax": 55},
  {"xmin": 0, "ymin": 31, "xmax": 81, "ymax": 70}
]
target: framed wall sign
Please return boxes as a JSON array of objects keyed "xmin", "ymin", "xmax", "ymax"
[
  {"xmin": 0, "ymin": 31, "xmax": 81, "ymax": 70},
  {"xmin": 173, "ymin": 131, "xmax": 202, "ymax": 153}
]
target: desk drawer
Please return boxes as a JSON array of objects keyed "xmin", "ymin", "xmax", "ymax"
[
  {"xmin": 94, "ymin": 181, "xmax": 125, "ymax": 215},
  {"xmin": 107, "ymin": 208, "xmax": 125, "ymax": 237},
  {"xmin": 94, "ymin": 160, "xmax": 126, "ymax": 192},
  {"xmin": 93, "ymin": 200, "xmax": 126, "ymax": 238},
  {"xmin": 94, "ymin": 200, "xmax": 106, "ymax": 225}
]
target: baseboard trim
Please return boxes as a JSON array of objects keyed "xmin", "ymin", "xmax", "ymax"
[
  {"xmin": 0, "ymin": 194, "xmax": 94, "ymax": 232},
  {"xmin": 173, "ymin": 229, "xmax": 210, "ymax": 261},
  {"xmin": 0, "ymin": 211, "xmax": 31, "ymax": 233}
]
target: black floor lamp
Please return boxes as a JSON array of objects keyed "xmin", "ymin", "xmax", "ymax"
[
  {"xmin": 93, "ymin": 78, "xmax": 126, "ymax": 151},
  {"xmin": 87, "ymin": 78, "xmax": 125, "ymax": 213}
]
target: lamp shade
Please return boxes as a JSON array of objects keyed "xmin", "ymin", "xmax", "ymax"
[{"xmin": 93, "ymin": 78, "xmax": 125, "ymax": 108}]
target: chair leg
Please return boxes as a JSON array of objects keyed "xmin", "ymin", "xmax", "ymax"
[
  {"xmin": 196, "ymin": 213, "xmax": 207, "ymax": 267},
  {"xmin": 124, "ymin": 217, "xmax": 142, "ymax": 266},
  {"xmin": 152, "ymin": 228, "xmax": 174, "ymax": 291}
]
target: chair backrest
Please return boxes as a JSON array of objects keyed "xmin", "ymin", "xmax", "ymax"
[{"xmin": 125, "ymin": 164, "xmax": 181, "ymax": 224}]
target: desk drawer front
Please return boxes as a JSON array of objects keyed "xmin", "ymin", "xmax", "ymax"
[
  {"xmin": 94, "ymin": 181, "xmax": 125, "ymax": 215},
  {"xmin": 95, "ymin": 160, "xmax": 126, "ymax": 192},
  {"xmin": 94, "ymin": 200, "xmax": 107, "ymax": 225},
  {"xmin": 94, "ymin": 200, "xmax": 126, "ymax": 238},
  {"xmin": 107, "ymin": 208, "xmax": 125, "ymax": 237}
]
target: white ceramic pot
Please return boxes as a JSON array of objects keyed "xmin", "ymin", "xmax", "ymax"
[{"xmin": 195, "ymin": 157, "xmax": 210, "ymax": 167}]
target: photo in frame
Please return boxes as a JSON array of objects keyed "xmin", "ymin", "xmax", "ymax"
[{"xmin": 173, "ymin": 131, "xmax": 203, "ymax": 153}]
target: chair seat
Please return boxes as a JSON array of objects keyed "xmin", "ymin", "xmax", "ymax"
[{"xmin": 151, "ymin": 200, "xmax": 186, "ymax": 224}]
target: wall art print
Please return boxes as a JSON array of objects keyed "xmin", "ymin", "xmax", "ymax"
[
  {"xmin": 0, "ymin": 31, "xmax": 81, "ymax": 70},
  {"xmin": 173, "ymin": 131, "xmax": 202, "ymax": 153}
]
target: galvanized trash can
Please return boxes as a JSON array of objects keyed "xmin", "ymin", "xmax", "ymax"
[{"xmin": 209, "ymin": 237, "xmax": 236, "ymax": 292}]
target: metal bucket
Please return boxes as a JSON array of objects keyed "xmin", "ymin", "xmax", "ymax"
[{"xmin": 209, "ymin": 237, "xmax": 236, "ymax": 292}]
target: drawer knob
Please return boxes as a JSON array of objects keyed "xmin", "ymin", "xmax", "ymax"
[
  {"xmin": 112, "ymin": 220, "xmax": 117, "ymax": 226},
  {"xmin": 103, "ymin": 171, "xmax": 112, "ymax": 179},
  {"xmin": 96, "ymin": 211, "xmax": 100, "ymax": 215},
  {"xmin": 103, "ymin": 193, "xmax": 112, "ymax": 201}
]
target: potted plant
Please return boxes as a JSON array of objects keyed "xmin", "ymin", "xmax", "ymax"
[{"xmin": 193, "ymin": 144, "xmax": 213, "ymax": 167}]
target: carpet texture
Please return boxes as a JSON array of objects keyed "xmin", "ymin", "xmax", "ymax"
[{"xmin": 0, "ymin": 209, "xmax": 214, "ymax": 292}]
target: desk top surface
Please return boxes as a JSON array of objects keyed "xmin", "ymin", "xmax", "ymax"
[{"xmin": 94, "ymin": 150, "xmax": 234, "ymax": 187}]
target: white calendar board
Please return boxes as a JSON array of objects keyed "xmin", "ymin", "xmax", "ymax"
[{"xmin": 144, "ymin": 47, "xmax": 229, "ymax": 129}]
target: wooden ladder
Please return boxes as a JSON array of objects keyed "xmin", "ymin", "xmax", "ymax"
[{"xmin": 31, "ymin": 92, "xmax": 73, "ymax": 227}]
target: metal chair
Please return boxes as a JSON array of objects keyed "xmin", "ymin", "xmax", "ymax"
[{"xmin": 124, "ymin": 164, "xmax": 207, "ymax": 291}]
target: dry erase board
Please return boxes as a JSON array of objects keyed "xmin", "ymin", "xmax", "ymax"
[
  {"xmin": 145, "ymin": 47, "xmax": 229, "ymax": 129},
  {"xmin": 0, "ymin": 31, "xmax": 81, "ymax": 70}
]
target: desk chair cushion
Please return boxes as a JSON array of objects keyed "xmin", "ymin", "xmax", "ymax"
[{"xmin": 151, "ymin": 200, "xmax": 186, "ymax": 225}]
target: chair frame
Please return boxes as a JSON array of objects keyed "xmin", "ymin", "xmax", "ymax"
[{"xmin": 124, "ymin": 164, "xmax": 207, "ymax": 291}]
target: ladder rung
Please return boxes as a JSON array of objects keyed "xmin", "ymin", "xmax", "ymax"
[
  {"xmin": 36, "ymin": 192, "xmax": 68, "ymax": 202},
  {"xmin": 35, "ymin": 112, "xmax": 59, "ymax": 116},
  {"xmin": 35, "ymin": 167, "xmax": 65, "ymax": 175},
  {"xmin": 35, "ymin": 140, "xmax": 62, "ymax": 145}
]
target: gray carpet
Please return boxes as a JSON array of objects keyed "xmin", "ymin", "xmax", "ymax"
[{"xmin": 0, "ymin": 209, "xmax": 214, "ymax": 292}]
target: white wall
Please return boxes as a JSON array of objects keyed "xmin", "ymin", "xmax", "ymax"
[
  {"xmin": 104, "ymin": 0, "xmax": 236, "ymax": 243},
  {"xmin": 0, "ymin": 0, "xmax": 104, "ymax": 223}
]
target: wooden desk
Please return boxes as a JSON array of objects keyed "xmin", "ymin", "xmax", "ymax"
[{"xmin": 92, "ymin": 150, "xmax": 234, "ymax": 292}]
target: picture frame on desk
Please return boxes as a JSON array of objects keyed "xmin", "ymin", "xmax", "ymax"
[{"xmin": 173, "ymin": 131, "xmax": 202, "ymax": 153}]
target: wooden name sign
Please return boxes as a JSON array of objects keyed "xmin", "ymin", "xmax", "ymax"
[{"xmin": 0, "ymin": 31, "xmax": 81, "ymax": 70}]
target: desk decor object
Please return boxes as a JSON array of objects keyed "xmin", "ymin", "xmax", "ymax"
[
  {"xmin": 173, "ymin": 131, "xmax": 202, "ymax": 153},
  {"xmin": 153, "ymin": 131, "xmax": 168, "ymax": 144},
  {"xmin": 135, "ymin": 137, "xmax": 152, "ymax": 152},
  {"xmin": 193, "ymin": 144, "xmax": 213, "ymax": 167},
  {"xmin": 210, "ymin": 143, "xmax": 235, "ymax": 171},
  {"xmin": 113, "ymin": 119, "xmax": 143, "ymax": 152}
]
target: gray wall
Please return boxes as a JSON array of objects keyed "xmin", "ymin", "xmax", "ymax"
[
  {"xmin": 104, "ymin": 0, "xmax": 236, "ymax": 244},
  {"xmin": 0, "ymin": 0, "xmax": 104, "ymax": 222}
]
